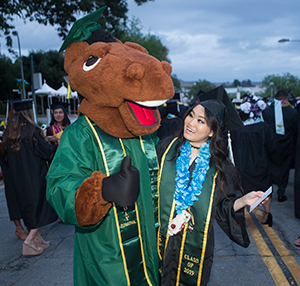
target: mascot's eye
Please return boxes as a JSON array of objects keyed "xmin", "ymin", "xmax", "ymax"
[{"xmin": 83, "ymin": 56, "xmax": 101, "ymax": 71}]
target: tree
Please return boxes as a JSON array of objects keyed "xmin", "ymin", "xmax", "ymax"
[
  {"xmin": 261, "ymin": 72, "xmax": 300, "ymax": 98},
  {"xmin": 0, "ymin": 50, "xmax": 66, "ymax": 104},
  {"xmin": 0, "ymin": 55, "xmax": 19, "ymax": 101},
  {"xmin": 24, "ymin": 50, "xmax": 66, "ymax": 90},
  {"xmin": 233, "ymin": 79, "xmax": 241, "ymax": 87},
  {"xmin": 187, "ymin": 79, "xmax": 216, "ymax": 104},
  {"xmin": 1, "ymin": 0, "xmax": 154, "ymax": 52},
  {"xmin": 241, "ymin": 79, "xmax": 253, "ymax": 87},
  {"xmin": 171, "ymin": 74, "xmax": 181, "ymax": 92},
  {"xmin": 120, "ymin": 17, "xmax": 170, "ymax": 62}
]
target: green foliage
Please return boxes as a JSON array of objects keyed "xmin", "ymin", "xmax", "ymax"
[
  {"xmin": 1, "ymin": 0, "xmax": 153, "ymax": 51},
  {"xmin": 171, "ymin": 75, "xmax": 181, "ymax": 92},
  {"xmin": 25, "ymin": 50, "xmax": 66, "ymax": 90},
  {"xmin": 120, "ymin": 17, "xmax": 170, "ymax": 62},
  {"xmin": 241, "ymin": 79, "xmax": 253, "ymax": 87},
  {"xmin": 0, "ymin": 55, "xmax": 19, "ymax": 101},
  {"xmin": 261, "ymin": 72, "xmax": 300, "ymax": 97},
  {"xmin": 233, "ymin": 79, "xmax": 241, "ymax": 87},
  {"xmin": 0, "ymin": 51, "xmax": 67, "ymax": 104},
  {"xmin": 187, "ymin": 79, "xmax": 217, "ymax": 104}
]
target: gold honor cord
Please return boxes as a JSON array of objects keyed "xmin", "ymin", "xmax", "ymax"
[
  {"xmin": 121, "ymin": 137, "xmax": 154, "ymax": 286},
  {"xmin": 86, "ymin": 122, "xmax": 155, "ymax": 286},
  {"xmin": 176, "ymin": 223, "xmax": 190, "ymax": 286},
  {"xmin": 196, "ymin": 172, "xmax": 218, "ymax": 286},
  {"xmin": 85, "ymin": 116, "xmax": 110, "ymax": 176},
  {"xmin": 85, "ymin": 116, "xmax": 130, "ymax": 285},
  {"xmin": 157, "ymin": 137, "xmax": 178, "ymax": 260},
  {"xmin": 135, "ymin": 201, "xmax": 154, "ymax": 286},
  {"xmin": 139, "ymin": 136, "xmax": 145, "ymax": 152}
]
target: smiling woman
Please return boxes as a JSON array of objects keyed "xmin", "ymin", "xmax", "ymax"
[
  {"xmin": 157, "ymin": 87, "xmax": 269, "ymax": 285},
  {"xmin": 45, "ymin": 102, "xmax": 71, "ymax": 150}
]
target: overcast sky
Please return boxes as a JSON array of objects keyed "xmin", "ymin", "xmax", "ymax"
[{"xmin": 1, "ymin": 0, "xmax": 300, "ymax": 83}]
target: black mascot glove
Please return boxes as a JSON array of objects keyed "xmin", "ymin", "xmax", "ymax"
[{"xmin": 102, "ymin": 156, "xmax": 140, "ymax": 207}]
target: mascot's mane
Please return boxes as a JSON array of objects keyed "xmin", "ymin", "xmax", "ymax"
[{"xmin": 86, "ymin": 29, "xmax": 117, "ymax": 44}]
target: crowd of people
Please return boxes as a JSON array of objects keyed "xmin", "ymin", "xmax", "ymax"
[{"xmin": 0, "ymin": 86, "xmax": 299, "ymax": 284}]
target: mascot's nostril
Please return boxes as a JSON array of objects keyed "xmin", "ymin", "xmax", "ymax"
[
  {"xmin": 126, "ymin": 63, "xmax": 145, "ymax": 80},
  {"xmin": 161, "ymin": 61, "xmax": 172, "ymax": 76}
]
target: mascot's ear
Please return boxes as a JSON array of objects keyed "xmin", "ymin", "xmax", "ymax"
[
  {"xmin": 124, "ymin": 42, "xmax": 149, "ymax": 55},
  {"xmin": 64, "ymin": 41, "xmax": 89, "ymax": 74}
]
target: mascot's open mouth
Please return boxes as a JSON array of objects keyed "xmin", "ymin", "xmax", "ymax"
[{"xmin": 127, "ymin": 99, "xmax": 167, "ymax": 126}]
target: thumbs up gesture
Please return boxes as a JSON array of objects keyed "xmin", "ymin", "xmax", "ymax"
[{"xmin": 102, "ymin": 156, "xmax": 140, "ymax": 207}]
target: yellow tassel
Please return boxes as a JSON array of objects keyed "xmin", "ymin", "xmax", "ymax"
[
  {"xmin": 67, "ymin": 82, "xmax": 72, "ymax": 99},
  {"xmin": 0, "ymin": 121, "xmax": 6, "ymax": 128}
]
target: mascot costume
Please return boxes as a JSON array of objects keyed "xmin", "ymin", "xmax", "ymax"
[{"xmin": 46, "ymin": 6, "xmax": 174, "ymax": 286}]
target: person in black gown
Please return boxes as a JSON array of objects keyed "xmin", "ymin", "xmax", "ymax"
[
  {"xmin": 157, "ymin": 92, "xmax": 189, "ymax": 140},
  {"xmin": 1, "ymin": 99, "xmax": 57, "ymax": 255},
  {"xmin": 45, "ymin": 102, "xmax": 71, "ymax": 150},
  {"xmin": 231, "ymin": 94, "xmax": 275, "ymax": 226},
  {"xmin": 262, "ymin": 90, "xmax": 300, "ymax": 202},
  {"xmin": 157, "ymin": 87, "xmax": 269, "ymax": 285},
  {"xmin": 0, "ymin": 137, "xmax": 28, "ymax": 240}
]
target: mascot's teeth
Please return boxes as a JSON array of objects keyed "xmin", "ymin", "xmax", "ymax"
[{"xmin": 133, "ymin": 99, "xmax": 167, "ymax": 107}]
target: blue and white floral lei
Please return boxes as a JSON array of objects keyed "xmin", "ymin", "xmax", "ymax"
[{"xmin": 174, "ymin": 140, "xmax": 211, "ymax": 214}]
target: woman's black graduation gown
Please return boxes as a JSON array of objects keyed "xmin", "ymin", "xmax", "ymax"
[
  {"xmin": 231, "ymin": 121, "xmax": 275, "ymax": 193},
  {"xmin": 262, "ymin": 105, "xmax": 299, "ymax": 187},
  {"xmin": 157, "ymin": 138, "xmax": 250, "ymax": 286},
  {"xmin": 3, "ymin": 124, "xmax": 58, "ymax": 228}
]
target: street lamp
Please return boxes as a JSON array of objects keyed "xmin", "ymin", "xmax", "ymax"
[
  {"xmin": 12, "ymin": 31, "xmax": 26, "ymax": 99},
  {"xmin": 278, "ymin": 38, "xmax": 300, "ymax": 43}
]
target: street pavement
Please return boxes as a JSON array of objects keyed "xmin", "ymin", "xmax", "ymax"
[
  {"xmin": 208, "ymin": 169, "xmax": 300, "ymax": 286},
  {"xmin": 0, "ymin": 124, "xmax": 299, "ymax": 285}
]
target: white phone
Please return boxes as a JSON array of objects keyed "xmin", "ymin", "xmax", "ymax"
[{"xmin": 249, "ymin": 186, "xmax": 272, "ymax": 213}]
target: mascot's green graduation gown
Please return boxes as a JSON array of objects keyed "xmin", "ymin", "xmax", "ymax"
[
  {"xmin": 47, "ymin": 115, "xmax": 159, "ymax": 286},
  {"xmin": 157, "ymin": 138, "xmax": 250, "ymax": 286}
]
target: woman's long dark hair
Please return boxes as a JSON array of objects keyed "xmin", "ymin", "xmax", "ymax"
[
  {"xmin": 50, "ymin": 107, "xmax": 71, "ymax": 127},
  {"xmin": 174, "ymin": 103, "xmax": 239, "ymax": 194},
  {"xmin": 3, "ymin": 110, "xmax": 44, "ymax": 153}
]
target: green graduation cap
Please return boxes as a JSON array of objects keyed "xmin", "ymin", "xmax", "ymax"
[{"xmin": 59, "ymin": 6, "xmax": 106, "ymax": 53}]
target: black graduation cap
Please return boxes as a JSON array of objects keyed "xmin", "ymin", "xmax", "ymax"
[
  {"xmin": 50, "ymin": 102, "xmax": 69, "ymax": 112},
  {"xmin": 59, "ymin": 6, "xmax": 106, "ymax": 52},
  {"xmin": 197, "ymin": 86, "xmax": 244, "ymax": 132},
  {"xmin": 10, "ymin": 99, "xmax": 33, "ymax": 112}
]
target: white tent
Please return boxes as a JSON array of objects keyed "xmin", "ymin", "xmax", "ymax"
[
  {"xmin": 55, "ymin": 83, "xmax": 78, "ymax": 98},
  {"xmin": 56, "ymin": 83, "xmax": 68, "ymax": 97},
  {"xmin": 51, "ymin": 83, "xmax": 78, "ymax": 114},
  {"xmin": 35, "ymin": 80, "xmax": 57, "ymax": 114}
]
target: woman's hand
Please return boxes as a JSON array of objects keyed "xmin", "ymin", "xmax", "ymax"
[
  {"xmin": 234, "ymin": 191, "xmax": 269, "ymax": 212},
  {"xmin": 46, "ymin": 135, "xmax": 59, "ymax": 143}
]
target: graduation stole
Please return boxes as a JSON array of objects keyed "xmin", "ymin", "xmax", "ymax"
[
  {"xmin": 49, "ymin": 125, "xmax": 62, "ymax": 147},
  {"xmin": 157, "ymin": 138, "xmax": 217, "ymax": 286},
  {"xmin": 85, "ymin": 116, "xmax": 158, "ymax": 286}
]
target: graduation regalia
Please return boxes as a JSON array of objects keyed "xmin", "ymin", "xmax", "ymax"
[
  {"xmin": 157, "ymin": 138, "xmax": 249, "ymax": 286},
  {"xmin": 45, "ymin": 6, "xmax": 174, "ymax": 285},
  {"xmin": 0, "ymin": 156, "xmax": 22, "ymax": 221},
  {"xmin": 263, "ymin": 104, "xmax": 299, "ymax": 194},
  {"xmin": 231, "ymin": 121, "xmax": 275, "ymax": 193},
  {"xmin": 3, "ymin": 124, "xmax": 57, "ymax": 229},
  {"xmin": 294, "ymin": 113, "xmax": 300, "ymax": 218},
  {"xmin": 47, "ymin": 116, "xmax": 159, "ymax": 286}
]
